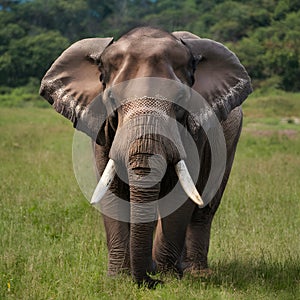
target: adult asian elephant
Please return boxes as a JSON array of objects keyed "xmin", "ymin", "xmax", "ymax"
[{"xmin": 40, "ymin": 27, "xmax": 252, "ymax": 288}]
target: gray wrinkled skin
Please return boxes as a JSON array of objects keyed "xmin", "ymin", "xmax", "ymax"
[{"xmin": 40, "ymin": 27, "xmax": 252, "ymax": 288}]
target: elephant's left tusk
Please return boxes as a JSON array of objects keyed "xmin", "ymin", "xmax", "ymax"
[
  {"xmin": 175, "ymin": 160, "xmax": 204, "ymax": 207},
  {"xmin": 90, "ymin": 159, "xmax": 116, "ymax": 205}
]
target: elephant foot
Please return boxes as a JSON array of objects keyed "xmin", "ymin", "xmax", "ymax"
[
  {"xmin": 107, "ymin": 266, "xmax": 131, "ymax": 277},
  {"xmin": 156, "ymin": 263, "xmax": 183, "ymax": 279},
  {"xmin": 137, "ymin": 275, "xmax": 164, "ymax": 289},
  {"xmin": 146, "ymin": 260, "xmax": 157, "ymax": 275}
]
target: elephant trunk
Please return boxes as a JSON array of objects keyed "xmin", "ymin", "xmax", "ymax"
[
  {"xmin": 126, "ymin": 138, "xmax": 167, "ymax": 285},
  {"xmin": 128, "ymin": 153, "xmax": 163, "ymax": 285}
]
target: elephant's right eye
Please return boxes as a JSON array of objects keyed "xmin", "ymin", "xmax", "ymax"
[{"xmin": 98, "ymin": 60, "xmax": 104, "ymax": 71}]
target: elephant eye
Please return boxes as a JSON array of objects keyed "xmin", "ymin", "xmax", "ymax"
[
  {"xmin": 98, "ymin": 62, "xmax": 105, "ymax": 81},
  {"xmin": 98, "ymin": 61, "xmax": 106, "ymax": 79},
  {"xmin": 190, "ymin": 73, "xmax": 195, "ymax": 86},
  {"xmin": 187, "ymin": 57, "xmax": 198, "ymax": 86},
  {"xmin": 98, "ymin": 59, "xmax": 104, "ymax": 71},
  {"xmin": 98, "ymin": 61, "xmax": 108, "ymax": 89},
  {"xmin": 99, "ymin": 73, "xmax": 107, "ymax": 90}
]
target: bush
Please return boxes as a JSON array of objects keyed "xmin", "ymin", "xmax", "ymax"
[{"xmin": 0, "ymin": 78, "xmax": 48, "ymax": 108}]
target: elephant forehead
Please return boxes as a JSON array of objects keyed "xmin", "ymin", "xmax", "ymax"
[{"xmin": 104, "ymin": 35, "xmax": 189, "ymax": 66}]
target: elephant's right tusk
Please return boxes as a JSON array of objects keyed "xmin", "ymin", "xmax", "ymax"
[
  {"xmin": 175, "ymin": 160, "xmax": 204, "ymax": 207},
  {"xmin": 90, "ymin": 159, "xmax": 116, "ymax": 205}
]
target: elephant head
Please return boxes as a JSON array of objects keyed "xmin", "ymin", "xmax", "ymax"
[{"xmin": 40, "ymin": 27, "xmax": 252, "ymax": 286}]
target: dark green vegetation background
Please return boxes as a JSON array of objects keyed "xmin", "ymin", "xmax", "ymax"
[{"xmin": 0, "ymin": 0, "xmax": 300, "ymax": 95}]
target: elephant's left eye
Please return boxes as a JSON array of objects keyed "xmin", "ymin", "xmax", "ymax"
[
  {"xmin": 186, "ymin": 57, "xmax": 198, "ymax": 86},
  {"xmin": 98, "ymin": 60, "xmax": 104, "ymax": 71},
  {"xmin": 98, "ymin": 63, "xmax": 104, "ymax": 80},
  {"xmin": 99, "ymin": 73, "xmax": 107, "ymax": 89},
  {"xmin": 189, "ymin": 73, "xmax": 195, "ymax": 86}
]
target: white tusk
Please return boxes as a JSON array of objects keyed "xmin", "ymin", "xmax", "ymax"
[
  {"xmin": 90, "ymin": 159, "xmax": 116, "ymax": 205},
  {"xmin": 175, "ymin": 160, "xmax": 204, "ymax": 207}
]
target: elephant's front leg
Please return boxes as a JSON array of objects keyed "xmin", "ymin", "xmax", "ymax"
[
  {"xmin": 182, "ymin": 148, "xmax": 236, "ymax": 275},
  {"xmin": 102, "ymin": 214, "xmax": 130, "ymax": 275},
  {"xmin": 101, "ymin": 177, "xmax": 131, "ymax": 275},
  {"xmin": 183, "ymin": 107, "xmax": 243, "ymax": 275},
  {"xmin": 94, "ymin": 144, "xmax": 131, "ymax": 274},
  {"xmin": 182, "ymin": 202, "xmax": 219, "ymax": 274}
]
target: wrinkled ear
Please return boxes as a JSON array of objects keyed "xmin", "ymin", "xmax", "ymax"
[
  {"xmin": 173, "ymin": 31, "xmax": 252, "ymax": 121},
  {"xmin": 39, "ymin": 37, "xmax": 113, "ymax": 141}
]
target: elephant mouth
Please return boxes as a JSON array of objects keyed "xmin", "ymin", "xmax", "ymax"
[{"xmin": 90, "ymin": 158, "xmax": 204, "ymax": 207}]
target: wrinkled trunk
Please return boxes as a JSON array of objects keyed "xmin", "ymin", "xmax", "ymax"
[
  {"xmin": 108, "ymin": 101, "xmax": 187, "ymax": 286},
  {"xmin": 109, "ymin": 112, "xmax": 181, "ymax": 285},
  {"xmin": 127, "ymin": 150, "xmax": 166, "ymax": 285}
]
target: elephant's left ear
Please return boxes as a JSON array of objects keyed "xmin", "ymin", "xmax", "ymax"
[
  {"xmin": 174, "ymin": 31, "xmax": 252, "ymax": 121},
  {"xmin": 39, "ymin": 37, "xmax": 113, "ymax": 140}
]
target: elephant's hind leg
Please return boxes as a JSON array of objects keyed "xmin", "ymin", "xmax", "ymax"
[
  {"xmin": 182, "ymin": 190, "xmax": 222, "ymax": 274},
  {"xmin": 153, "ymin": 199, "xmax": 195, "ymax": 276}
]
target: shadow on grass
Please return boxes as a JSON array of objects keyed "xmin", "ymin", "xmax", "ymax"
[{"xmin": 201, "ymin": 259, "xmax": 300, "ymax": 294}]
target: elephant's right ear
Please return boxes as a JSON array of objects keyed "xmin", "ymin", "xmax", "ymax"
[
  {"xmin": 173, "ymin": 31, "xmax": 252, "ymax": 122},
  {"xmin": 39, "ymin": 37, "xmax": 113, "ymax": 141}
]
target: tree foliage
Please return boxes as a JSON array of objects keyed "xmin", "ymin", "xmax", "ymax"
[{"xmin": 0, "ymin": 0, "xmax": 299, "ymax": 91}]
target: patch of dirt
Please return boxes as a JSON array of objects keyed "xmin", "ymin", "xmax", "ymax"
[
  {"xmin": 278, "ymin": 129, "xmax": 299, "ymax": 138},
  {"xmin": 281, "ymin": 117, "xmax": 300, "ymax": 125},
  {"xmin": 244, "ymin": 128, "xmax": 299, "ymax": 139}
]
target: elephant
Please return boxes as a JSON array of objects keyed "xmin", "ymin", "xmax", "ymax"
[{"xmin": 40, "ymin": 27, "xmax": 252, "ymax": 288}]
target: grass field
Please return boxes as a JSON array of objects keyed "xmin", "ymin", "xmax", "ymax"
[{"xmin": 1, "ymin": 91, "xmax": 299, "ymax": 299}]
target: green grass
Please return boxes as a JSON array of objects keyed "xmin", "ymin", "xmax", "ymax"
[{"xmin": 1, "ymin": 91, "xmax": 300, "ymax": 299}]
